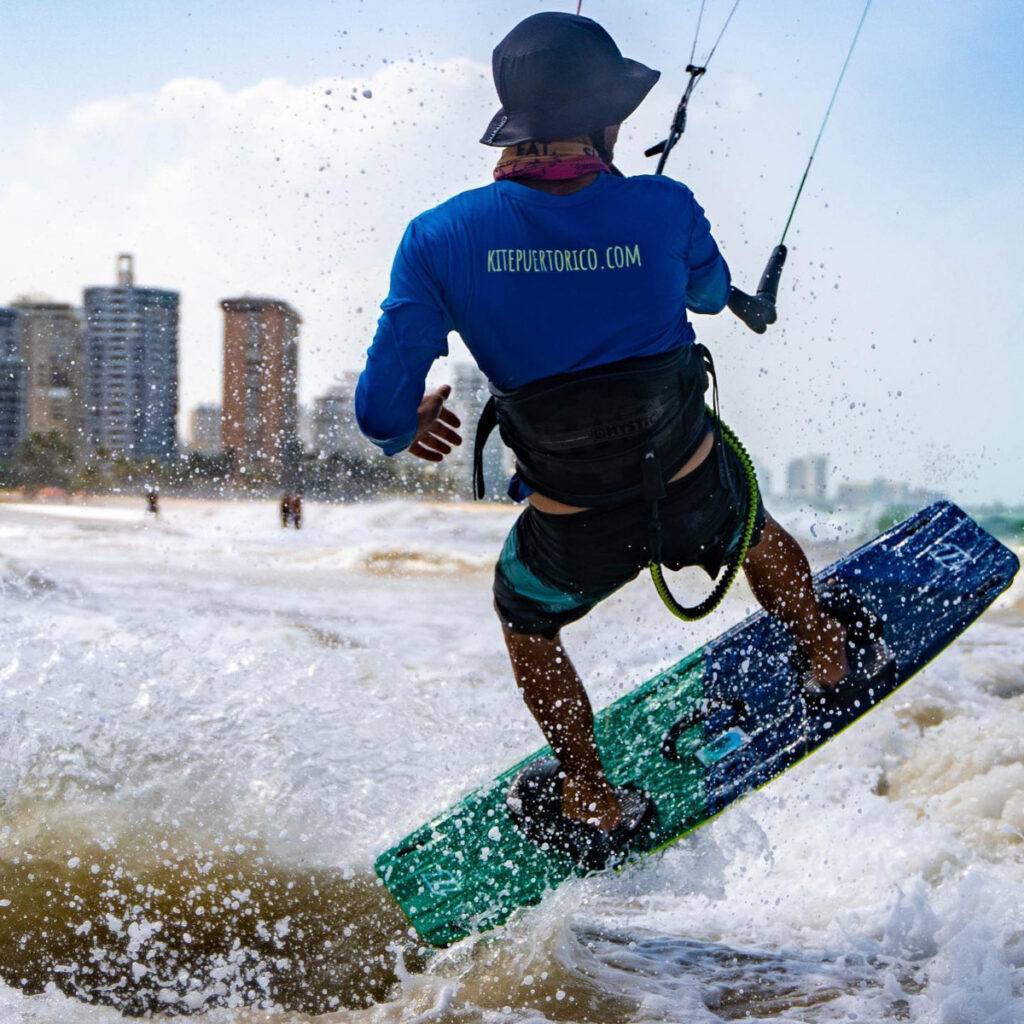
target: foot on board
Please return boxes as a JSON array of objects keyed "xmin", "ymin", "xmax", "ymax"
[
  {"xmin": 796, "ymin": 580, "xmax": 896, "ymax": 712},
  {"xmin": 506, "ymin": 757, "xmax": 656, "ymax": 872}
]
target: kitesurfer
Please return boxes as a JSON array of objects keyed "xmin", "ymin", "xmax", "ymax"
[{"xmin": 356, "ymin": 12, "xmax": 850, "ymax": 864}]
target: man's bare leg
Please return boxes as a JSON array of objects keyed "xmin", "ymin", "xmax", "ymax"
[
  {"xmin": 502, "ymin": 626, "xmax": 623, "ymax": 832},
  {"xmin": 501, "ymin": 516, "xmax": 844, "ymax": 836},
  {"xmin": 743, "ymin": 516, "xmax": 848, "ymax": 686}
]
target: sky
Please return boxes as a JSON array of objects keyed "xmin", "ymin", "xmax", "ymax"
[{"xmin": 1, "ymin": 0, "xmax": 1022, "ymax": 503}]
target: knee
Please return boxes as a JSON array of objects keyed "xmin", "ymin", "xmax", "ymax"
[{"xmin": 501, "ymin": 622, "xmax": 563, "ymax": 662}]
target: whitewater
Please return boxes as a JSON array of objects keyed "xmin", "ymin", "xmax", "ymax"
[{"xmin": 0, "ymin": 496, "xmax": 1020, "ymax": 1023}]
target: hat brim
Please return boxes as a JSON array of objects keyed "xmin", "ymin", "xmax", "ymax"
[{"xmin": 480, "ymin": 58, "xmax": 660, "ymax": 147}]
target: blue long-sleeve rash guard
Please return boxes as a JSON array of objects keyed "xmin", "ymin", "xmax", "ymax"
[{"xmin": 356, "ymin": 172, "xmax": 730, "ymax": 458}]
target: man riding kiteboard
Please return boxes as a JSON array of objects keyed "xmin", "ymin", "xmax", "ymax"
[{"xmin": 357, "ymin": 12, "xmax": 854, "ymax": 869}]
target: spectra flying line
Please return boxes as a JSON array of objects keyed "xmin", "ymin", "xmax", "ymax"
[
  {"xmin": 644, "ymin": 0, "xmax": 743, "ymax": 174},
  {"xmin": 577, "ymin": 0, "xmax": 875, "ymax": 334},
  {"xmin": 778, "ymin": 0, "xmax": 874, "ymax": 247},
  {"xmin": 572, "ymin": 0, "xmax": 875, "ymax": 618}
]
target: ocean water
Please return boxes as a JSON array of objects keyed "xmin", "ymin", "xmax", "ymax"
[{"xmin": 0, "ymin": 497, "xmax": 1020, "ymax": 1023}]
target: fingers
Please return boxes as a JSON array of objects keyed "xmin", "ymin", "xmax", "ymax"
[
  {"xmin": 421, "ymin": 386, "xmax": 461, "ymax": 425},
  {"xmin": 408, "ymin": 442, "xmax": 444, "ymax": 463},
  {"xmin": 409, "ymin": 383, "xmax": 462, "ymax": 462},
  {"xmin": 421, "ymin": 385, "xmax": 452, "ymax": 418},
  {"xmin": 409, "ymin": 439, "xmax": 452, "ymax": 460},
  {"xmin": 409, "ymin": 424, "xmax": 460, "ymax": 462},
  {"xmin": 420, "ymin": 426, "xmax": 457, "ymax": 456},
  {"xmin": 422, "ymin": 437, "xmax": 453, "ymax": 458},
  {"xmin": 418, "ymin": 389, "xmax": 459, "ymax": 426},
  {"xmin": 438, "ymin": 404, "xmax": 461, "ymax": 428},
  {"xmin": 430, "ymin": 421, "xmax": 462, "ymax": 447}
]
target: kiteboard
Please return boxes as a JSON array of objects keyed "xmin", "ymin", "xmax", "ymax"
[{"xmin": 375, "ymin": 501, "xmax": 1019, "ymax": 947}]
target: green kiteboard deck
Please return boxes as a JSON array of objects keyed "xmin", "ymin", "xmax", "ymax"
[{"xmin": 375, "ymin": 502, "xmax": 1019, "ymax": 947}]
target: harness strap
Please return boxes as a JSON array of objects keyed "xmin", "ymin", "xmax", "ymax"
[
  {"xmin": 642, "ymin": 449, "xmax": 667, "ymax": 566},
  {"xmin": 473, "ymin": 395, "xmax": 499, "ymax": 499},
  {"xmin": 703, "ymin": 344, "xmax": 735, "ymax": 497}
]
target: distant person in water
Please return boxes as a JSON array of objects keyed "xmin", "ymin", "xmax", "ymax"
[
  {"xmin": 280, "ymin": 492, "xmax": 303, "ymax": 529},
  {"xmin": 145, "ymin": 487, "xmax": 159, "ymax": 516},
  {"xmin": 356, "ymin": 13, "xmax": 855, "ymax": 866}
]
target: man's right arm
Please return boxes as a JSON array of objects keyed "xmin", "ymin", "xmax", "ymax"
[{"xmin": 355, "ymin": 219, "xmax": 454, "ymax": 455}]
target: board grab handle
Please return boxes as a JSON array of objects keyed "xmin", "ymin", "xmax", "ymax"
[{"xmin": 660, "ymin": 696, "xmax": 748, "ymax": 762}]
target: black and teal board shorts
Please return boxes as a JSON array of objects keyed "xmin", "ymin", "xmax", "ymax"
[{"xmin": 494, "ymin": 437, "xmax": 766, "ymax": 636}]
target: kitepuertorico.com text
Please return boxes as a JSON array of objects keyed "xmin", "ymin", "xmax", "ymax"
[{"xmin": 487, "ymin": 244, "xmax": 642, "ymax": 273}]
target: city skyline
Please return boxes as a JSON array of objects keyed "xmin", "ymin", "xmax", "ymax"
[
  {"xmin": 1, "ymin": 1, "xmax": 1021, "ymax": 500},
  {"xmin": 1, "ymin": 259, "xmax": 309, "ymax": 472},
  {"xmin": 0, "ymin": 267, "xmax": 988, "ymax": 507},
  {"xmin": 0, "ymin": 251, "xmax": 1007, "ymax": 506}
]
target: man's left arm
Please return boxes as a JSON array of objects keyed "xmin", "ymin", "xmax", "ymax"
[{"xmin": 684, "ymin": 197, "xmax": 731, "ymax": 315}]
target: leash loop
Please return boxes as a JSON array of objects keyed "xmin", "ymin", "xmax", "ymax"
[{"xmin": 648, "ymin": 417, "xmax": 760, "ymax": 621}]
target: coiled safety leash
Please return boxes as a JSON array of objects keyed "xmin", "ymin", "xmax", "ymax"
[{"xmin": 647, "ymin": 418, "xmax": 760, "ymax": 621}]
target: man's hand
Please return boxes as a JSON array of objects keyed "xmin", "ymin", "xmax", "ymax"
[
  {"xmin": 728, "ymin": 287, "xmax": 777, "ymax": 335},
  {"xmin": 408, "ymin": 385, "xmax": 462, "ymax": 462}
]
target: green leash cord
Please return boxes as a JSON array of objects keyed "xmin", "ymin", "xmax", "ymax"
[{"xmin": 648, "ymin": 417, "xmax": 760, "ymax": 621}]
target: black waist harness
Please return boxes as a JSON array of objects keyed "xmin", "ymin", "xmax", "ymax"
[{"xmin": 472, "ymin": 345, "xmax": 712, "ymax": 507}]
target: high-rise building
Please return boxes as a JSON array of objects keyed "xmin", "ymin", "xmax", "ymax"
[
  {"xmin": 188, "ymin": 404, "xmax": 222, "ymax": 452},
  {"xmin": 10, "ymin": 297, "xmax": 84, "ymax": 444},
  {"xmin": 312, "ymin": 372, "xmax": 365, "ymax": 456},
  {"xmin": 220, "ymin": 297, "xmax": 300, "ymax": 475},
  {"xmin": 786, "ymin": 454, "xmax": 828, "ymax": 502},
  {"xmin": 82, "ymin": 254, "xmax": 179, "ymax": 460},
  {"xmin": 0, "ymin": 308, "xmax": 28, "ymax": 458}
]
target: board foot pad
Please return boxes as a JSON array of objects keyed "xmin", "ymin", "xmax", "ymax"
[{"xmin": 506, "ymin": 757, "xmax": 657, "ymax": 872}]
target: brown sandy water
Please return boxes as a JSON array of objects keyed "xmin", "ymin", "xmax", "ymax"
[
  {"xmin": 0, "ymin": 501, "xmax": 1019, "ymax": 1022},
  {"xmin": 0, "ymin": 810, "xmax": 911, "ymax": 1023},
  {"xmin": 0, "ymin": 818, "xmax": 421, "ymax": 1016}
]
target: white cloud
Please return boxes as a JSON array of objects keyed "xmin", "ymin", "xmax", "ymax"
[
  {"xmin": 30, "ymin": 126, "xmax": 74, "ymax": 168},
  {"xmin": 0, "ymin": 58, "xmax": 495, "ymax": 418},
  {"xmin": 68, "ymin": 94, "xmax": 146, "ymax": 134}
]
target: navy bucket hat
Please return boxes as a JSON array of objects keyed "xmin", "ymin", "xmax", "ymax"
[{"xmin": 481, "ymin": 12, "xmax": 660, "ymax": 147}]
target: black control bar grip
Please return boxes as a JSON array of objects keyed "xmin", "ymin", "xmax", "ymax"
[
  {"xmin": 728, "ymin": 244, "xmax": 788, "ymax": 334},
  {"xmin": 756, "ymin": 244, "xmax": 787, "ymax": 302},
  {"xmin": 728, "ymin": 287, "xmax": 775, "ymax": 334}
]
